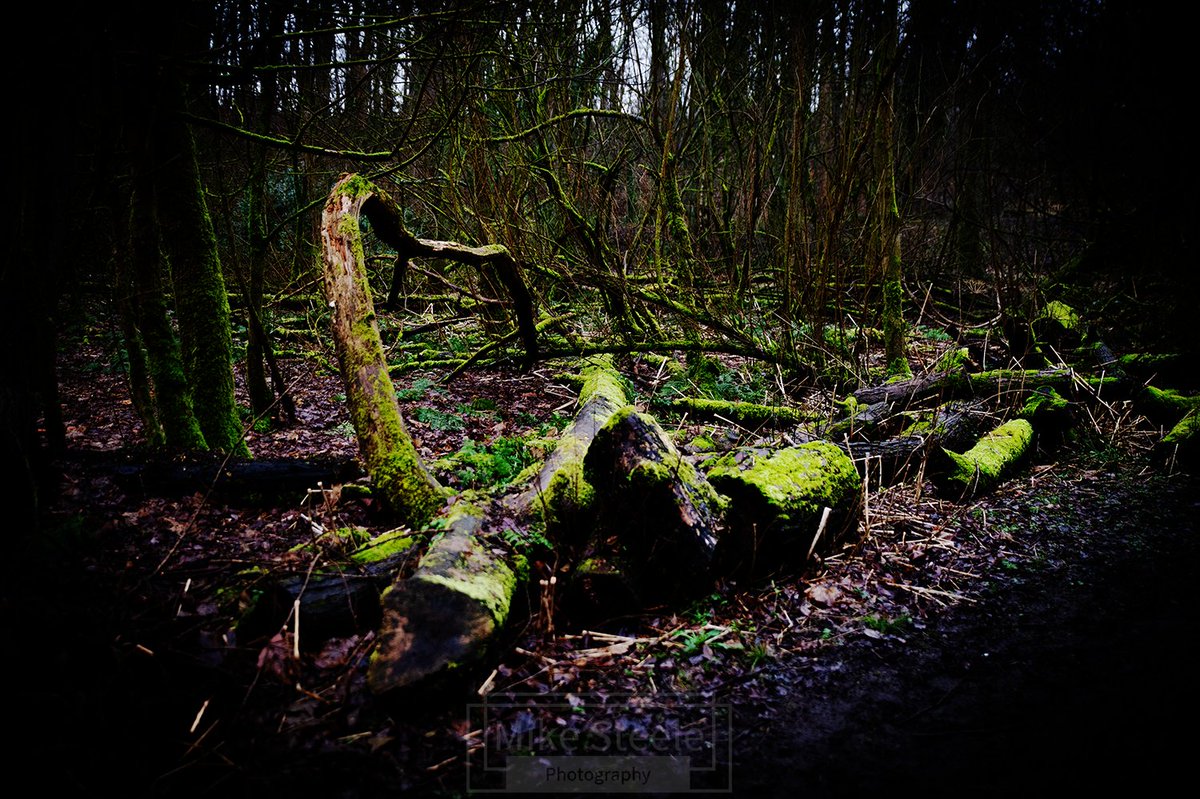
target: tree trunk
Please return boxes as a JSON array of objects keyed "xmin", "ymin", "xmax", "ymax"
[
  {"xmin": 156, "ymin": 81, "xmax": 249, "ymax": 457},
  {"xmin": 320, "ymin": 177, "xmax": 447, "ymax": 528},
  {"xmin": 127, "ymin": 180, "xmax": 206, "ymax": 451}
]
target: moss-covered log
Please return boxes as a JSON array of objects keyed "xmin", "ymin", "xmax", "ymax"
[
  {"xmin": 506, "ymin": 356, "xmax": 628, "ymax": 537},
  {"xmin": 707, "ymin": 443, "xmax": 860, "ymax": 574},
  {"xmin": 659, "ymin": 397, "xmax": 820, "ymax": 427},
  {"xmin": 854, "ymin": 368, "xmax": 1082, "ymax": 409},
  {"xmin": 939, "ymin": 418, "xmax": 1034, "ymax": 497},
  {"xmin": 583, "ymin": 407, "xmax": 724, "ymax": 601},
  {"xmin": 1162, "ymin": 411, "xmax": 1198, "ymax": 467},
  {"xmin": 369, "ymin": 498, "xmax": 522, "ymax": 695},
  {"xmin": 321, "ymin": 177, "xmax": 448, "ymax": 527},
  {"xmin": 1136, "ymin": 386, "xmax": 1200, "ymax": 428}
]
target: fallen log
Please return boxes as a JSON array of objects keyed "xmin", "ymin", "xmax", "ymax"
[
  {"xmin": 369, "ymin": 497, "xmax": 522, "ymax": 694},
  {"xmin": 658, "ymin": 397, "xmax": 820, "ymax": 427},
  {"xmin": 1162, "ymin": 411, "xmax": 1198, "ymax": 467},
  {"xmin": 707, "ymin": 442, "xmax": 860, "ymax": 574},
  {"xmin": 1136, "ymin": 386, "xmax": 1200, "ymax": 427},
  {"xmin": 854, "ymin": 368, "xmax": 1082, "ymax": 409},
  {"xmin": 582, "ymin": 407, "xmax": 724, "ymax": 602},
  {"xmin": 236, "ymin": 528, "xmax": 422, "ymax": 642},
  {"xmin": 504, "ymin": 355, "xmax": 628, "ymax": 539},
  {"xmin": 368, "ymin": 358, "xmax": 628, "ymax": 693},
  {"xmin": 938, "ymin": 418, "xmax": 1034, "ymax": 497}
]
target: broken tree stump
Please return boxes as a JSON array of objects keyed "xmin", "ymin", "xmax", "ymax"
[
  {"xmin": 368, "ymin": 498, "xmax": 522, "ymax": 694},
  {"xmin": 707, "ymin": 442, "xmax": 860, "ymax": 574},
  {"xmin": 583, "ymin": 407, "xmax": 724, "ymax": 602}
]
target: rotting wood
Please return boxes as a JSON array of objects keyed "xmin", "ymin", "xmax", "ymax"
[
  {"xmin": 322, "ymin": 176, "xmax": 448, "ymax": 527},
  {"xmin": 369, "ymin": 497, "xmax": 521, "ymax": 694}
]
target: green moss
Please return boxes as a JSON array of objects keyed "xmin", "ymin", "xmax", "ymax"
[
  {"xmin": 934, "ymin": 347, "xmax": 972, "ymax": 373},
  {"xmin": 708, "ymin": 442, "xmax": 858, "ymax": 521},
  {"xmin": 1138, "ymin": 386, "xmax": 1200, "ymax": 426},
  {"xmin": 350, "ymin": 528, "xmax": 419, "ymax": 565},
  {"xmin": 690, "ymin": 434, "xmax": 717, "ymax": 452},
  {"xmin": 942, "ymin": 418, "xmax": 1034, "ymax": 494},
  {"xmin": 579, "ymin": 355, "xmax": 629, "ymax": 406},
  {"xmin": 1020, "ymin": 388, "xmax": 1069, "ymax": 421},
  {"xmin": 1163, "ymin": 410, "xmax": 1198, "ymax": 447},
  {"xmin": 416, "ymin": 560, "xmax": 517, "ymax": 627},
  {"xmin": 1038, "ymin": 300, "xmax": 1080, "ymax": 331},
  {"xmin": 667, "ymin": 398, "xmax": 816, "ymax": 426}
]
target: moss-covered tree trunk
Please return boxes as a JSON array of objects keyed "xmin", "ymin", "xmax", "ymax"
[
  {"xmin": 321, "ymin": 176, "xmax": 447, "ymax": 527},
  {"xmin": 708, "ymin": 442, "xmax": 860, "ymax": 574},
  {"xmin": 127, "ymin": 179, "xmax": 206, "ymax": 451},
  {"xmin": 156, "ymin": 87, "xmax": 249, "ymax": 457},
  {"xmin": 939, "ymin": 418, "xmax": 1034, "ymax": 496}
]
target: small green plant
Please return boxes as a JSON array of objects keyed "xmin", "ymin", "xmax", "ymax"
[
  {"xmin": 437, "ymin": 436, "xmax": 537, "ymax": 489},
  {"xmin": 863, "ymin": 613, "xmax": 911, "ymax": 635},
  {"xmin": 674, "ymin": 627, "xmax": 724, "ymax": 656},
  {"xmin": 413, "ymin": 406, "xmax": 466, "ymax": 431},
  {"xmin": 501, "ymin": 523, "xmax": 552, "ymax": 556},
  {"xmin": 747, "ymin": 641, "xmax": 772, "ymax": 669},
  {"xmin": 915, "ymin": 325, "xmax": 953, "ymax": 342},
  {"xmin": 395, "ymin": 377, "xmax": 441, "ymax": 401}
]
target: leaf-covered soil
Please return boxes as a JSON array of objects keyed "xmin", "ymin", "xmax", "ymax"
[{"xmin": 9, "ymin": 332, "xmax": 1197, "ymax": 797}]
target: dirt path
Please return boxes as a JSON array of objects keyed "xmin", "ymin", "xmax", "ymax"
[{"xmin": 734, "ymin": 467, "xmax": 1200, "ymax": 797}]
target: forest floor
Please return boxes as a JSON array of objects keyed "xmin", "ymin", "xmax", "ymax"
[{"xmin": 10, "ymin": 325, "xmax": 1199, "ymax": 797}]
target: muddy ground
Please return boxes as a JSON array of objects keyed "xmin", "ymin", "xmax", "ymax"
[{"xmin": 8, "ymin": 336, "xmax": 1198, "ymax": 797}]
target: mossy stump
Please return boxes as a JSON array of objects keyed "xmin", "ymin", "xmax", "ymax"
[{"xmin": 707, "ymin": 442, "xmax": 860, "ymax": 575}]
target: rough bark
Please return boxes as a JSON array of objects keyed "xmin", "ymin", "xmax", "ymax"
[
  {"xmin": 707, "ymin": 442, "xmax": 861, "ymax": 574},
  {"xmin": 321, "ymin": 177, "xmax": 448, "ymax": 527}
]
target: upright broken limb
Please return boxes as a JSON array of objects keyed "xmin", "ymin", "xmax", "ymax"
[{"xmin": 321, "ymin": 179, "xmax": 447, "ymax": 527}]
